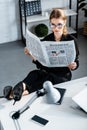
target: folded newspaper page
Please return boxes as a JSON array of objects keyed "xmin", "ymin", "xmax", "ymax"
[{"xmin": 26, "ymin": 29, "xmax": 76, "ymax": 67}]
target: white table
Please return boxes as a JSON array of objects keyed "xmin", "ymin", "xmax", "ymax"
[{"xmin": 0, "ymin": 77, "xmax": 87, "ymax": 130}]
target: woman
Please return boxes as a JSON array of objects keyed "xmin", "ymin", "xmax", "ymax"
[{"xmin": 3, "ymin": 9, "xmax": 79, "ymax": 102}]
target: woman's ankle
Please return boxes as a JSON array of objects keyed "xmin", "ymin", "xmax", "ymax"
[
  {"xmin": 23, "ymin": 82, "xmax": 26, "ymax": 91},
  {"xmin": 22, "ymin": 82, "xmax": 29, "ymax": 95}
]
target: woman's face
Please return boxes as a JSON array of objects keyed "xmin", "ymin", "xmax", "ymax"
[{"xmin": 50, "ymin": 18, "xmax": 65, "ymax": 38}]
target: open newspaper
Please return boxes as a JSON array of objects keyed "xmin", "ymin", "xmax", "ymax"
[{"xmin": 26, "ymin": 29, "xmax": 76, "ymax": 67}]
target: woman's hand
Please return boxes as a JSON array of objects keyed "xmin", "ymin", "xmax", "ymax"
[
  {"xmin": 24, "ymin": 47, "xmax": 30, "ymax": 55},
  {"xmin": 24, "ymin": 47, "xmax": 36, "ymax": 61},
  {"xmin": 68, "ymin": 62, "xmax": 77, "ymax": 70}
]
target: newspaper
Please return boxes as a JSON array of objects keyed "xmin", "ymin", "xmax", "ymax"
[{"xmin": 26, "ymin": 29, "xmax": 76, "ymax": 67}]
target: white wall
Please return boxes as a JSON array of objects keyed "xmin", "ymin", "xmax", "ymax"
[
  {"xmin": 0, "ymin": 0, "xmax": 86, "ymax": 44},
  {"xmin": 0, "ymin": 0, "xmax": 21, "ymax": 44}
]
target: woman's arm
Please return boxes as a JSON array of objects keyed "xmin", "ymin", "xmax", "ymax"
[
  {"xmin": 24, "ymin": 47, "xmax": 46, "ymax": 69},
  {"xmin": 68, "ymin": 62, "xmax": 77, "ymax": 70},
  {"xmin": 24, "ymin": 47, "xmax": 36, "ymax": 61}
]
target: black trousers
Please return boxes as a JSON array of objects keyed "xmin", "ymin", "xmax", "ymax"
[{"xmin": 22, "ymin": 69, "xmax": 72, "ymax": 93}]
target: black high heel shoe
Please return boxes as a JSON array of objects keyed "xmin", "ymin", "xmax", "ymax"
[
  {"xmin": 3, "ymin": 86, "xmax": 13, "ymax": 100},
  {"xmin": 13, "ymin": 82, "xmax": 23, "ymax": 104}
]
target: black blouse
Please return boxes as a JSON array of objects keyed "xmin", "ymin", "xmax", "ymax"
[{"xmin": 33, "ymin": 33, "xmax": 79, "ymax": 75}]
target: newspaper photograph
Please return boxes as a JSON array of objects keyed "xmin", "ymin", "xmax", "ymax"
[{"xmin": 26, "ymin": 29, "xmax": 76, "ymax": 67}]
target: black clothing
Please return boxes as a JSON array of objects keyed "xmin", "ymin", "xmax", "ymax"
[{"xmin": 23, "ymin": 33, "xmax": 79, "ymax": 93}]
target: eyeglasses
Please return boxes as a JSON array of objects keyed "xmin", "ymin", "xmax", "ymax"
[{"xmin": 50, "ymin": 23, "xmax": 65, "ymax": 29}]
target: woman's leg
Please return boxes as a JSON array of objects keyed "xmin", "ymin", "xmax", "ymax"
[
  {"xmin": 22, "ymin": 70, "xmax": 70, "ymax": 93},
  {"xmin": 22, "ymin": 82, "xmax": 29, "ymax": 95},
  {"xmin": 22, "ymin": 70, "xmax": 48, "ymax": 93}
]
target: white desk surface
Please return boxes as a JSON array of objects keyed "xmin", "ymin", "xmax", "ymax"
[{"xmin": 0, "ymin": 77, "xmax": 87, "ymax": 130}]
